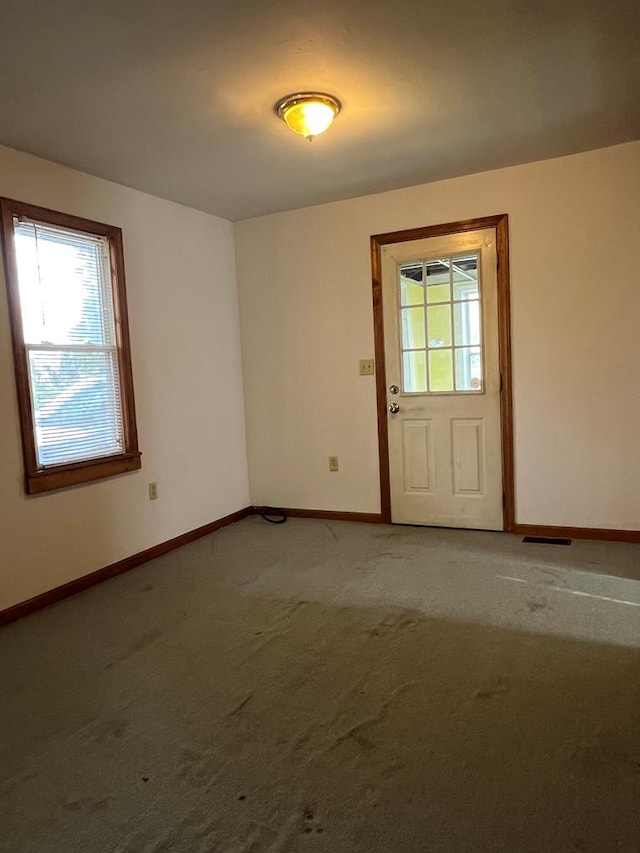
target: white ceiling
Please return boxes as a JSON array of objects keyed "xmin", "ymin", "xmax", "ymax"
[{"xmin": 0, "ymin": 1, "xmax": 638, "ymax": 221}]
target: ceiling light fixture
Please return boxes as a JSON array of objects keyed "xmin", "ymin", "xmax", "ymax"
[{"xmin": 275, "ymin": 92, "xmax": 341, "ymax": 141}]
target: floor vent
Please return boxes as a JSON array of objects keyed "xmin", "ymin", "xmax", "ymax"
[{"xmin": 522, "ymin": 536, "xmax": 572, "ymax": 546}]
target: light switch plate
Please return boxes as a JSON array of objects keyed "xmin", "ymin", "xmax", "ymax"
[{"xmin": 359, "ymin": 359, "xmax": 375, "ymax": 376}]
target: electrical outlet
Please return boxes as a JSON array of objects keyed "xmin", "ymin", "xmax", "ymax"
[
  {"xmin": 148, "ymin": 482, "xmax": 158, "ymax": 500},
  {"xmin": 328, "ymin": 456, "xmax": 339, "ymax": 472},
  {"xmin": 359, "ymin": 359, "xmax": 375, "ymax": 376}
]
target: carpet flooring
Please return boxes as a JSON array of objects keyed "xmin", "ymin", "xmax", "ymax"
[{"xmin": 1, "ymin": 517, "xmax": 640, "ymax": 852}]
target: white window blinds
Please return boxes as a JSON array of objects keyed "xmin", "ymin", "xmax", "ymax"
[{"xmin": 13, "ymin": 217, "xmax": 125, "ymax": 468}]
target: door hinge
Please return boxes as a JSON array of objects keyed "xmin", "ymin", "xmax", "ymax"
[{"xmin": 499, "ymin": 372, "xmax": 503, "ymax": 393}]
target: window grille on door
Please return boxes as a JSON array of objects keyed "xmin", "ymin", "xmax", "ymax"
[{"xmin": 398, "ymin": 253, "xmax": 482, "ymax": 394}]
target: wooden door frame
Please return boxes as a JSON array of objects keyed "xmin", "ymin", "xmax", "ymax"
[{"xmin": 370, "ymin": 214, "xmax": 515, "ymax": 530}]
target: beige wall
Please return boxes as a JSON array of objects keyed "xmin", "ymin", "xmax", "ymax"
[
  {"xmin": 235, "ymin": 141, "xmax": 640, "ymax": 530},
  {"xmin": 0, "ymin": 146, "xmax": 249, "ymax": 610}
]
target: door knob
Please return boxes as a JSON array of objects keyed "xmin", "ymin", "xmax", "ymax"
[
  {"xmin": 389, "ymin": 384, "xmax": 399, "ymax": 395},
  {"xmin": 388, "ymin": 402, "xmax": 400, "ymax": 414}
]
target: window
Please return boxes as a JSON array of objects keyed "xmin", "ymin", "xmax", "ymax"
[
  {"xmin": 398, "ymin": 253, "xmax": 483, "ymax": 393},
  {"xmin": 0, "ymin": 198, "xmax": 141, "ymax": 494}
]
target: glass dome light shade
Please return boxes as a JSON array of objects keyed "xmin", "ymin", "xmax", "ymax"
[{"xmin": 275, "ymin": 93, "xmax": 341, "ymax": 140}]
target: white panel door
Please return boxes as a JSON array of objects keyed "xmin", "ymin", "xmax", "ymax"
[{"xmin": 382, "ymin": 228, "xmax": 503, "ymax": 530}]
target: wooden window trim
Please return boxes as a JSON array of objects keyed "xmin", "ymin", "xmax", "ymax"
[{"xmin": 0, "ymin": 198, "xmax": 141, "ymax": 494}]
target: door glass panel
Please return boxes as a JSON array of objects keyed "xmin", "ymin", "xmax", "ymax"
[
  {"xmin": 427, "ymin": 304, "xmax": 452, "ymax": 347},
  {"xmin": 426, "ymin": 283, "xmax": 450, "ymax": 304},
  {"xmin": 455, "ymin": 346, "xmax": 482, "ymax": 391},
  {"xmin": 426, "ymin": 259, "xmax": 451, "ymax": 302},
  {"xmin": 453, "ymin": 300, "xmax": 481, "ymax": 346},
  {"xmin": 399, "ymin": 251, "xmax": 482, "ymax": 394},
  {"xmin": 429, "ymin": 349, "xmax": 454, "ymax": 392},
  {"xmin": 453, "ymin": 255, "xmax": 479, "ymax": 300},
  {"xmin": 453, "ymin": 281, "xmax": 479, "ymax": 301},
  {"xmin": 400, "ymin": 264, "xmax": 424, "ymax": 306},
  {"xmin": 403, "ymin": 350, "xmax": 427, "ymax": 393},
  {"xmin": 452, "ymin": 254, "xmax": 477, "ymax": 282},
  {"xmin": 401, "ymin": 307, "xmax": 426, "ymax": 349}
]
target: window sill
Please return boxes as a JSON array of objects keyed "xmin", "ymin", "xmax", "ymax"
[{"xmin": 26, "ymin": 452, "xmax": 142, "ymax": 495}]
